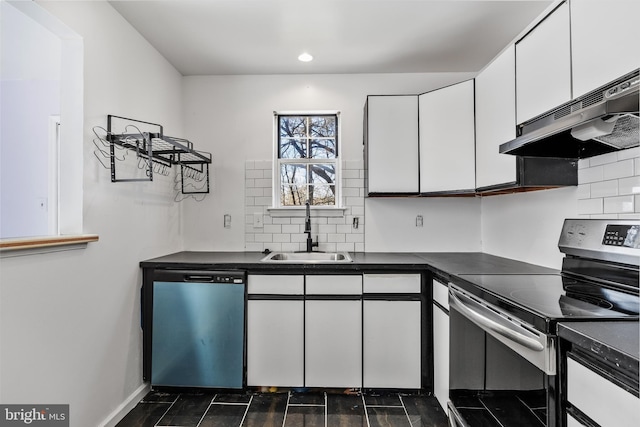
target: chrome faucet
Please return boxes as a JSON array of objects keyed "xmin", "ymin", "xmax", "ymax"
[{"xmin": 304, "ymin": 200, "xmax": 318, "ymax": 252}]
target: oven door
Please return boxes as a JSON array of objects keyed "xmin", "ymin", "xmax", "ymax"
[{"xmin": 448, "ymin": 284, "xmax": 558, "ymax": 427}]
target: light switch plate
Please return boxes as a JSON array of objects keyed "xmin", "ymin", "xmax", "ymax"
[{"xmin": 253, "ymin": 213, "xmax": 263, "ymax": 228}]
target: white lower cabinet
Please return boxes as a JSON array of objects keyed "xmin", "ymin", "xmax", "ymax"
[
  {"xmin": 305, "ymin": 299, "xmax": 362, "ymax": 388},
  {"xmin": 432, "ymin": 279, "xmax": 450, "ymax": 412},
  {"xmin": 246, "ymin": 275, "xmax": 304, "ymax": 387},
  {"xmin": 363, "ymin": 300, "xmax": 421, "ymax": 388},
  {"xmin": 248, "ymin": 273, "xmax": 424, "ymax": 389},
  {"xmin": 566, "ymin": 356, "xmax": 639, "ymax": 427},
  {"xmin": 246, "ymin": 299, "xmax": 304, "ymax": 387}
]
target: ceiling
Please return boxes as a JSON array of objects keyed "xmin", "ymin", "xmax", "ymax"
[{"xmin": 109, "ymin": 0, "xmax": 553, "ymax": 76}]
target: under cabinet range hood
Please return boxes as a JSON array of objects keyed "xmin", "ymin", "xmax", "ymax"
[{"xmin": 500, "ymin": 69, "xmax": 639, "ymax": 159}]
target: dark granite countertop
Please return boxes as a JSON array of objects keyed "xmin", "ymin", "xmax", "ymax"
[
  {"xmin": 140, "ymin": 251, "xmax": 559, "ymax": 276},
  {"xmin": 558, "ymin": 321, "xmax": 639, "ymax": 377},
  {"xmin": 414, "ymin": 252, "xmax": 558, "ymax": 279}
]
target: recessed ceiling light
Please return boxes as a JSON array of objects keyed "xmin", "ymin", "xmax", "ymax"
[{"xmin": 298, "ymin": 52, "xmax": 313, "ymax": 62}]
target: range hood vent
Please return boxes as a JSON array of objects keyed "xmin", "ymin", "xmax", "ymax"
[{"xmin": 500, "ymin": 69, "xmax": 639, "ymax": 159}]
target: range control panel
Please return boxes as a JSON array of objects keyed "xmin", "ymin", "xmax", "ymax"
[
  {"xmin": 559, "ymin": 219, "xmax": 640, "ymax": 266},
  {"xmin": 603, "ymin": 224, "xmax": 640, "ymax": 248}
]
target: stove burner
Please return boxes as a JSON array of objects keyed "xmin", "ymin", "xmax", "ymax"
[{"xmin": 564, "ymin": 284, "xmax": 615, "ymax": 309}]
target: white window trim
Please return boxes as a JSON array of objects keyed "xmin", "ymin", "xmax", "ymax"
[{"xmin": 272, "ymin": 110, "xmax": 342, "ymax": 211}]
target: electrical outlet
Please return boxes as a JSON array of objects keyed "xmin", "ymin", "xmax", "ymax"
[
  {"xmin": 416, "ymin": 215, "xmax": 423, "ymax": 227},
  {"xmin": 253, "ymin": 213, "xmax": 263, "ymax": 228}
]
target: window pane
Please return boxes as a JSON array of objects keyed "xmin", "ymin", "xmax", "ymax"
[
  {"xmin": 310, "ymin": 139, "xmax": 336, "ymax": 159},
  {"xmin": 280, "ymin": 164, "xmax": 307, "ymax": 185},
  {"xmin": 280, "ymin": 138, "xmax": 306, "ymax": 158},
  {"xmin": 279, "ymin": 116, "xmax": 306, "ymax": 138},
  {"xmin": 310, "ymin": 116, "xmax": 336, "ymax": 137},
  {"xmin": 281, "ymin": 185, "xmax": 308, "ymax": 206},
  {"xmin": 309, "ymin": 185, "xmax": 335, "ymax": 206},
  {"xmin": 309, "ymin": 164, "xmax": 335, "ymax": 184}
]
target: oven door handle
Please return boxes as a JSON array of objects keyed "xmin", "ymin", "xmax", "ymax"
[{"xmin": 449, "ymin": 287, "xmax": 544, "ymax": 352}]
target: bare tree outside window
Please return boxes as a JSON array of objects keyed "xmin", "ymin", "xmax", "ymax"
[{"xmin": 277, "ymin": 114, "xmax": 338, "ymax": 207}]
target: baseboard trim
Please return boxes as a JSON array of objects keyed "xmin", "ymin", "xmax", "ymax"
[{"xmin": 99, "ymin": 382, "xmax": 150, "ymax": 427}]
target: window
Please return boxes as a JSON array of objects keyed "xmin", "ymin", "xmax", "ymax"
[
  {"xmin": 275, "ymin": 112, "xmax": 340, "ymax": 208},
  {"xmin": 1, "ymin": 1, "xmax": 84, "ymax": 243}
]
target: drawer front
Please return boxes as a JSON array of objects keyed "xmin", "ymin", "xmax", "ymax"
[
  {"xmin": 567, "ymin": 357, "xmax": 639, "ymax": 427},
  {"xmin": 432, "ymin": 279, "xmax": 449, "ymax": 310},
  {"xmin": 247, "ymin": 275, "xmax": 304, "ymax": 295},
  {"xmin": 306, "ymin": 275, "xmax": 362, "ymax": 295},
  {"xmin": 363, "ymin": 274, "xmax": 421, "ymax": 293}
]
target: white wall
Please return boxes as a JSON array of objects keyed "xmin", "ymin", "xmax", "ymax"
[
  {"xmin": 0, "ymin": 2, "xmax": 184, "ymax": 426},
  {"xmin": 182, "ymin": 72, "xmax": 476, "ymax": 251},
  {"xmin": 481, "ymin": 187, "xmax": 578, "ymax": 269},
  {"xmin": 366, "ymin": 197, "xmax": 482, "ymax": 252}
]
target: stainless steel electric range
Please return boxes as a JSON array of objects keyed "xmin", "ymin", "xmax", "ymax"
[{"xmin": 447, "ymin": 219, "xmax": 639, "ymax": 427}]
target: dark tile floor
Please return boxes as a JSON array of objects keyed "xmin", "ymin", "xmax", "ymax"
[{"xmin": 116, "ymin": 390, "xmax": 449, "ymax": 427}]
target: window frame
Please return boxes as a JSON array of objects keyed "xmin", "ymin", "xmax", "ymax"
[{"xmin": 272, "ymin": 111, "xmax": 342, "ymax": 210}]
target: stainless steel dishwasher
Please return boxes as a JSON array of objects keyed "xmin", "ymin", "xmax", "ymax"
[{"xmin": 150, "ymin": 270, "xmax": 246, "ymax": 389}]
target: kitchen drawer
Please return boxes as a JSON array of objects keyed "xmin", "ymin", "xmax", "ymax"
[
  {"xmin": 567, "ymin": 356, "xmax": 639, "ymax": 427},
  {"xmin": 247, "ymin": 274, "xmax": 304, "ymax": 295},
  {"xmin": 363, "ymin": 274, "xmax": 421, "ymax": 293},
  {"xmin": 432, "ymin": 279, "xmax": 449, "ymax": 311},
  {"xmin": 306, "ymin": 275, "xmax": 362, "ymax": 295}
]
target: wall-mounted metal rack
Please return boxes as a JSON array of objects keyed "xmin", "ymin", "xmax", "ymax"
[{"xmin": 102, "ymin": 115, "xmax": 211, "ymax": 196}]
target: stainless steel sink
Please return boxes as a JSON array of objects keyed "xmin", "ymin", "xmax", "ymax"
[{"xmin": 261, "ymin": 251, "xmax": 353, "ymax": 263}]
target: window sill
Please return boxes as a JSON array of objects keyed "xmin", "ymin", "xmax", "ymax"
[
  {"xmin": 0, "ymin": 234, "xmax": 99, "ymax": 257},
  {"xmin": 267, "ymin": 207, "xmax": 347, "ymax": 218}
]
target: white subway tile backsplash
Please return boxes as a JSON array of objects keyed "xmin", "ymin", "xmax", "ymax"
[
  {"xmin": 244, "ymin": 160, "xmax": 366, "ymax": 251},
  {"xmin": 588, "ymin": 152, "xmax": 619, "ymax": 166},
  {"xmin": 273, "ymin": 234, "xmax": 291, "ymax": 243},
  {"xmin": 617, "ymin": 147, "xmax": 640, "ymax": 161},
  {"xmin": 619, "ymin": 213, "xmax": 640, "ymax": 220},
  {"xmin": 590, "ymin": 180, "xmax": 618, "ymax": 198},
  {"xmin": 619, "ymin": 176, "xmax": 640, "ymax": 195},
  {"xmin": 577, "ymin": 152, "xmax": 640, "ymax": 217},
  {"xmin": 603, "ymin": 159, "xmax": 634, "ymax": 180},
  {"xmin": 328, "ymin": 234, "xmax": 346, "ymax": 243},
  {"xmin": 578, "ymin": 198, "xmax": 603, "ymax": 215},
  {"xmin": 576, "ymin": 184, "xmax": 591, "ymax": 200},
  {"xmin": 603, "ymin": 195, "xmax": 634, "ymax": 214},
  {"xmin": 318, "ymin": 224, "xmax": 337, "ymax": 234},
  {"xmin": 578, "ymin": 166, "xmax": 604, "ymax": 183},
  {"xmin": 255, "ymin": 234, "xmax": 273, "ymax": 243},
  {"xmin": 264, "ymin": 224, "xmax": 282, "ymax": 234},
  {"xmin": 246, "ymin": 169, "xmax": 263, "ymax": 179}
]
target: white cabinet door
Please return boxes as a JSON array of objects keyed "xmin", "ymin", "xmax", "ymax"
[
  {"xmin": 567, "ymin": 357, "xmax": 640, "ymax": 427},
  {"xmin": 366, "ymin": 95, "xmax": 419, "ymax": 193},
  {"xmin": 475, "ymin": 45, "xmax": 517, "ymax": 189},
  {"xmin": 305, "ymin": 300, "xmax": 362, "ymax": 388},
  {"xmin": 433, "ymin": 304, "xmax": 449, "ymax": 412},
  {"xmin": 363, "ymin": 300, "xmax": 421, "ymax": 388},
  {"xmin": 516, "ymin": 2, "xmax": 571, "ymax": 123},
  {"xmin": 571, "ymin": 0, "xmax": 640, "ymax": 97},
  {"xmin": 246, "ymin": 300, "xmax": 304, "ymax": 387},
  {"xmin": 419, "ymin": 80, "xmax": 476, "ymax": 193}
]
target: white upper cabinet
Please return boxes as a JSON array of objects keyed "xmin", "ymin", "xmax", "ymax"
[
  {"xmin": 419, "ymin": 80, "xmax": 476, "ymax": 193},
  {"xmin": 571, "ymin": 0, "xmax": 640, "ymax": 98},
  {"xmin": 475, "ymin": 45, "xmax": 517, "ymax": 189},
  {"xmin": 516, "ymin": 1, "xmax": 571, "ymax": 124},
  {"xmin": 366, "ymin": 95, "xmax": 419, "ymax": 193}
]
